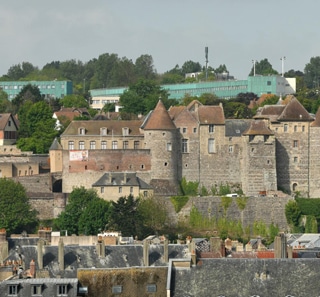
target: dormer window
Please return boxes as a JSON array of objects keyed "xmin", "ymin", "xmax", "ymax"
[
  {"xmin": 79, "ymin": 127, "xmax": 85, "ymax": 135},
  {"xmin": 100, "ymin": 127, "xmax": 107, "ymax": 135},
  {"xmin": 122, "ymin": 127, "xmax": 129, "ymax": 136}
]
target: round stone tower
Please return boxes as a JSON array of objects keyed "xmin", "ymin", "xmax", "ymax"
[{"xmin": 143, "ymin": 101, "xmax": 181, "ymax": 192}]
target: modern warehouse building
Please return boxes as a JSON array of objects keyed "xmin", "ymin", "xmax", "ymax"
[
  {"xmin": 89, "ymin": 75, "xmax": 296, "ymax": 109},
  {"xmin": 0, "ymin": 80, "xmax": 73, "ymax": 100}
]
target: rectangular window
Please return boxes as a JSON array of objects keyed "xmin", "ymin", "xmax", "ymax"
[
  {"xmin": 79, "ymin": 128, "xmax": 85, "ymax": 135},
  {"xmin": 112, "ymin": 141, "xmax": 118, "ymax": 149},
  {"xmin": 144, "ymin": 191, "xmax": 148, "ymax": 197},
  {"xmin": 294, "ymin": 125, "xmax": 297, "ymax": 132},
  {"xmin": 264, "ymin": 135, "xmax": 269, "ymax": 142},
  {"xmin": 57, "ymin": 284, "xmax": 68, "ymax": 296},
  {"xmin": 134, "ymin": 141, "xmax": 139, "ymax": 149},
  {"xmin": 182, "ymin": 139, "xmax": 188, "ymax": 153},
  {"xmin": 130, "ymin": 186, "xmax": 133, "ymax": 193},
  {"xmin": 79, "ymin": 141, "xmax": 85, "ymax": 150},
  {"xmin": 101, "ymin": 141, "xmax": 107, "ymax": 149},
  {"xmin": 8, "ymin": 285, "xmax": 18, "ymax": 296},
  {"xmin": 209, "ymin": 124, "xmax": 214, "ymax": 133},
  {"xmin": 294, "ymin": 156, "xmax": 298, "ymax": 163},
  {"xmin": 284, "ymin": 124, "xmax": 288, "ymax": 132},
  {"xmin": 123, "ymin": 141, "xmax": 128, "ymax": 149},
  {"xmin": 229, "ymin": 145, "xmax": 233, "ymax": 153},
  {"xmin": 267, "ymin": 81, "xmax": 271, "ymax": 85},
  {"xmin": 122, "ymin": 127, "xmax": 129, "ymax": 136},
  {"xmin": 32, "ymin": 284, "xmax": 42, "ymax": 296},
  {"xmin": 193, "ymin": 127, "xmax": 197, "ymax": 133},
  {"xmin": 147, "ymin": 284, "xmax": 157, "ymax": 293},
  {"xmin": 90, "ymin": 141, "xmax": 96, "ymax": 149},
  {"xmin": 112, "ymin": 286, "xmax": 123, "ymax": 294},
  {"xmin": 302, "ymin": 125, "xmax": 305, "ymax": 132},
  {"xmin": 119, "ymin": 187, "xmax": 122, "ymax": 193},
  {"xmin": 293, "ymin": 140, "xmax": 299, "ymax": 148},
  {"xmin": 167, "ymin": 142, "xmax": 172, "ymax": 151},
  {"xmin": 182, "ymin": 127, "xmax": 187, "ymax": 133},
  {"xmin": 101, "ymin": 187, "xmax": 104, "ymax": 194},
  {"xmin": 101, "ymin": 127, "xmax": 107, "ymax": 135},
  {"xmin": 68, "ymin": 141, "xmax": 74, "ymax": 150},
  {"xmin": 208, "ymin": 138, "xmax": 215, "ymax": 153}
]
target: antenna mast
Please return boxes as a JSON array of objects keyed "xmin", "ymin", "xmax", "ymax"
[{"xmin": 205, "ymin": 46, "xmax": 208, "ymax": 81}]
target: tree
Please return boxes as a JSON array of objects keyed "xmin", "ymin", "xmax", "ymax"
[
  {"xmin": 0, "ymin": 178, "xmax": 38, "ymax": 235},
  {"xmin": 135, "ymin": 54, "xmax": 157, "ymax": 80},
  {"xmin": 108, "ymin": 195, "xmax": 142, "ymax": 237},
  {"xmin": 12, "ymin": 84, "xmax": 43, "ymax": 113},
  {"xmin": 7, "ymin": 62, "xmax": 38, "ymax": 80},
  {"xmin": 0, "ymin": 90, "xmax": 13, "ymax": 113},
  {"xmin": 17, "ymin": 101, "xmax": 58, "ymax": 153},
  {"xmin": 60, "ymin": 94, "xmax": 89, "ymax": 108},
  {"xmin": 285, "ymin": 200, "xmax": 301, "ymax": 231},
  {"xmin": 304, "ymin": 56, "xmax": 320, "ymax": 89},
  {"xmin": 249, "ymin": 58, "xmax": 278, "ymax": 76},
  {"xmin": 181, "ymin": 60, "xmax": 202, "ymax": 76},
  {"xmin": 138, "ymin": 195, "xmax": 168, "ymax": 235},
  {"xmin": 56, "ymin": 187, "xmax": 111, "ymax": 235},
  {"xmin": 119, "ymin": 79, "xmax": 175, "ymax": 115}
]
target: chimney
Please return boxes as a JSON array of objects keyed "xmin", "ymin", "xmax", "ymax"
[
  {"xmin": 164, "ymin": 238, "xmax": 169, "ymax": 263},
  {"xmin": 58, "ymin": 238, "xmax": 64, "ymax": 271},
  {"xmin": 123, "ymin": 172, "xmax": 127, "ymax": 184},
  {"xmin": 109, "ymin": 173, "xmax": 112, "ymax": 184},
  {"xmin": 37, "ymin": 240, "xmax": 44, "ymax": 269},
  {"xmin": 29, "ymin": 259, "xmax": 36, "ymax": 278},
  {"xmin": 143, "ymin": 240, "xmax": 149, "ymax": 266}
]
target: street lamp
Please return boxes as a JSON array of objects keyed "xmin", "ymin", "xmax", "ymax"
[{"xmin": 252, "ymin": 59, "xmax": 256, "ymax": 76}]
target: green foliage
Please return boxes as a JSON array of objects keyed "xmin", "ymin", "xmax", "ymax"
[
  {"xmin": 12, "ymin": 84, "xmax": 43, "ymax": 113},
  {"xmin": 180, "ymin": 177, "xmax": 199, "ymax": 196},
  {"xmin": 304, "ymin": 56, "xmax": 320, "ymax": 88},
  {"xmin": 305, "ymin": 215, "xmax": 318, "ymax": 233},
  {"xmin": 252, "ymin": 220, "xmax": 268, "ymax": 237},
  {"xmin": 108, "ymin": 195, "xmax": 142, "ymax": 237},
  {"xmin": 170, "ymin": 196, "xmax": 189, "ymax": 213},
  {"xmin": 138, "ymin": 195, "xmax": 168, "ymax": 234},
  {"xmin": 236, "ymin": 196, "xmax": 248, "ymax": 211},
  {"xmin": 200, "ymin": 186, "xmax": 209, "ymax": 197},
  {"xmin": 285, "ymin": 200, "xmax": 302, "ymax": 227},
  {"xmin": 17, "ymin": 101, "xmax": 58, "ymax": 153},
  {"xmin": 56, "ymin": 187, "xmax": 111, "ymax": 235},
  {"xmin": 220, "ymin": 196, "xmax": 233, "ymax": 216},
  {"xmin": 249, "ymin": 58, "xmax": 278, "ymax": 76},
  {"xmin": 0, "ymin": 178, "xmax": 39, "ymax": 235},
  {"xmin": 60, "ymin": 94, "xmax": 89, "ymax": 108},
  {"xmin": 119, "ymin": 79, "xmax": 177, "ymax": 115},
  {"xmin": 295, "ymin": 198, "xmax": 320, "ymax": 219},
  {"xmin": 219, "ymin": 183, "xmax": 231, "ymax": 196}
]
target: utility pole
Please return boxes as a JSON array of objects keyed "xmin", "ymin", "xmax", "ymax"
[{"xmin": 280, "ymin": 56, "xmax": 286, "ymax": 77}]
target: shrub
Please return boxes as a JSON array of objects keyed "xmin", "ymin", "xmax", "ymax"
[{"xmin": 170, "ymin": 196, "xmax": 189, "ymax": 213}]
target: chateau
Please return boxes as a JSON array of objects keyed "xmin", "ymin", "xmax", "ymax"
[{"xmin": 51, "ymin": 95, "xmax": 320, "ymax": 199}]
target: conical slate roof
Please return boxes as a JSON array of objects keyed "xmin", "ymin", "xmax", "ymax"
[
  {"xmin": 49, "ymin": 137, "xmax": 62, "ymax": 150},
  {"xmin": 143, "ymin": 100, "xmax": 176, "ymax": 130}
]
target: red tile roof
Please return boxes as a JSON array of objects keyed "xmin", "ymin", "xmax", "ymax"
[{"xmin": 143, "ymin": 100, "xmax": 176, "ymax": 130}]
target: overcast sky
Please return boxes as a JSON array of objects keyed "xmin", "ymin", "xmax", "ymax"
[{"xmin": 1, "ymin": 1, "xmax": 320, "ymax": 80}]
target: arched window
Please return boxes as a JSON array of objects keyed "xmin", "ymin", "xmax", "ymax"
[{"xmin": 292, "ymin": 183, "xmax": 298, "ymax": 192}]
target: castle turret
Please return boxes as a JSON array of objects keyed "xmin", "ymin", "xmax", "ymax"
[
  {"xmin": 49, "ymin": 138, "xmax": 63, "ymax": 173},
  {"xmin": 143, "ymin": 100, "xmax": 180, "ymax": 194}
]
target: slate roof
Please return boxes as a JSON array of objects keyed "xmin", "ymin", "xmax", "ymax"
[
  {"xmin": 49, "ymin": 138, "xmax": 62, "ymax": 150},
  {"xmin": 225, "ymin": 119, "xmax": 251, "ymax": 137},
  {"xmin": 62, "ymin": 120, "xmax": 143, "ymax": 136},
  {"xmin": 243, "ymin": 120, "xmax": 274, "ymax": 136},
  {"xmin": 143, "ymin": 100, "xmax": 176, "ymax": 130},
  {"xmin": 92, "ymin": 172, "xmax": 152, "ymax": 189}
]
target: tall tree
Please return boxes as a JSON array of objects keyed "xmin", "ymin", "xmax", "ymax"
[
  {"xmin": 249, "ymin": 58, "xmax": 278, "ymax": 76},
  {"xmin": 304, "ymin": 56, "xmax": 320, "ymax": 89},
  {"xmin": 135, "ymin": 54, "xmax": 157, "ymax": 80},
  {"xmin": 12, "ymin": 84, "xmax": 43, "ymax": 113},
  {"xmin": 56, "ymin": 187, "xmax": 111, "ymax": 235},
  {"xmin": 181, "ymin": 60, "xmax": 202, "ymax": 76},
  {"xmin": 119, "ymin": 79, "xmax": 175, "ymax": 115},
  {"xmin": 108, "ymin": 195, "xmax": 142, "ymax": 237},
  {"xmin": 0, "ymin": 178, "xmax": 38, "ymax": 235}
]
